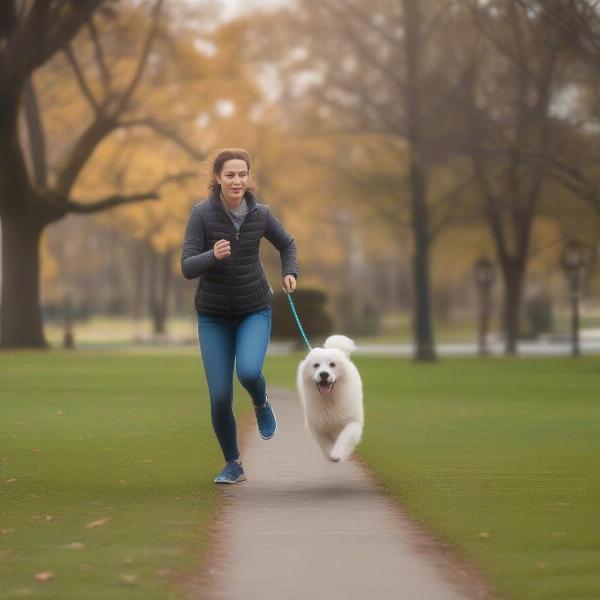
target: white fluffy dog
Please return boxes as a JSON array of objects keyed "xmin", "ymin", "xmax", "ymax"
[{"xmin": 296, "ymin": 335, "xmax": 364, "ymax": 463}]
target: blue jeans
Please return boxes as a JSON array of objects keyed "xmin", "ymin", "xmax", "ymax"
[{"xmin": 196, "ymin": 306, "xmax": 272, "ymax": 462}]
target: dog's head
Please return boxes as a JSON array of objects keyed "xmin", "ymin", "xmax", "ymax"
[{"xmin": 299, "ymin": 347, "xmax": 349, "ymax": 398}]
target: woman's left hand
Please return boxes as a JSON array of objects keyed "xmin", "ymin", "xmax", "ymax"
[{"xmin": 283, "ymin": 275, "xmax": 297, "ymax": 293}]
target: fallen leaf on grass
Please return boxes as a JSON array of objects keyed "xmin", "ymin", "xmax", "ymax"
[
  {"xmin": 60, "ymin": 542, "xmax": 85, "ymax": 550},
  {"xmin": 85, "ymin": 517, "xmax": 110, "ymax": 529},
  {"xmin": 120, "ymin": 573, "xmax": 138, "ymax": 585},
  {"xmin": 34, "ymin": 571, "xmax": 54, "ymax": 582},
  {"xmin": 157, "ymin": 568, "xmax": 173, "ymax": 578}
]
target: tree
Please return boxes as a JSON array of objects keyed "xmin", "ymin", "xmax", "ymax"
[
  {"xmin": 0, "ymin": 0, "xmax": 203, "ymax": 348},
  {"xmin": 402, "ymin": 0, "xmax": 437, "ymax": 360},
  {"xmin": 242, "ymin": 0, "xmax": 481, "ymax": 361},
  {"xmin": 457, "ymin": 0, "xmax": 570, "ymax": 354}
]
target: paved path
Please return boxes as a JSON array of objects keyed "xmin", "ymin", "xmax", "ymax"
[{"xmin": 197, "ymin": 386, "xmax": 490, "ymax": 600}]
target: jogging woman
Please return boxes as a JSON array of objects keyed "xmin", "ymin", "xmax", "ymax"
[{"xmin": 181, "ymin": 148, "xmax": 298, "ymax": 484}]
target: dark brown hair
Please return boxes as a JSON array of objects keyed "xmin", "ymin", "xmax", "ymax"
[{"xmin": 207, "ymin": 148, "xmax": 255, "ymax": 195}]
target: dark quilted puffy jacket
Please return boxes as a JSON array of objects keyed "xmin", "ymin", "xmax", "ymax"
[{"xmin": 181, "ymin": 189, "xmax": 298, "ymax": 317}]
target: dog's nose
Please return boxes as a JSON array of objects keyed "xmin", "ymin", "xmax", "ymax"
[{"xmin": 318, "ymin": 371, "xmax": 329, "ymax": 380}]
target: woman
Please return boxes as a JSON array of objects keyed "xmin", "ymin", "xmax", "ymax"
[{"xmin": 181, "ymin": 148, "xmax": 298, "ymax": 484}]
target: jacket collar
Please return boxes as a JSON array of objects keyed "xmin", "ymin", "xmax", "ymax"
[{"xmin": 209, "ymin": 188, "xmax": 258, "ymax": 214}]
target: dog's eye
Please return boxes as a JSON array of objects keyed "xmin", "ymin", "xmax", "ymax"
[
  {"xmin": 313, "ymin": 363, "xmax": 319, "ymax": 368},
  {"xmin": 330, "ymin": 362, "xmax": 336, "ymax": 367}
]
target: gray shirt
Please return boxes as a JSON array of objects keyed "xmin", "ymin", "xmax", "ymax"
[{"xmin": 223, "ymin": 197, "xmax": 249, "ymax": 231}]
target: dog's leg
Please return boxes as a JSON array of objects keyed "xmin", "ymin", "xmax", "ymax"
[
  {"xmin": 307, "ymin": 425, "xmax": 335, "ymax": 460},
  {"xmin": 318, "ymin": 439, "xmax": 335, "ymax": 460},
  {"xmin": 329, "ymin": 422, "xmax": 362, "ymax": 463}
]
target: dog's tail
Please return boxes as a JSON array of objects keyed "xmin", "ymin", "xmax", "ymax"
[{"xmin": 323, "ymin": 335, "xmax": 356, "ymax": 356}]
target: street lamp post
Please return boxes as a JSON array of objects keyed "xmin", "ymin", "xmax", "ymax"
[
  {"xmin": 63, "ymin": 293, "xmax": 74, "ymax": 349},
  {"xmin": 474, "ymin": 257, "xmax": 495, "ymax": 356},
  {"xmin": 561, "ymin": 240, "xmax": 585, "ymax": 357}
]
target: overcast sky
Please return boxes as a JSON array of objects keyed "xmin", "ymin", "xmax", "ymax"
[{"xmin": 220, "ymin": 0, "xmax": 292, "ymax": 21}]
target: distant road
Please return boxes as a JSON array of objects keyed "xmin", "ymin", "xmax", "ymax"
[{"xmin": 268, "ymin": 335, "xmax": 600, "ymax": 357}]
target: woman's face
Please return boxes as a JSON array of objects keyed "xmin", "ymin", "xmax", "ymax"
[{"xmin": 216, "ymin": 159, "xmax": 249, "ymax": 203}]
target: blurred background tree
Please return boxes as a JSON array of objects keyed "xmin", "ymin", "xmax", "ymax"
[
  {"xmin": 0, "ymin": 0, "xmax": 209, "ymax": 347},
  {"xmin": 1, "ymin": 0, "xmax": 600, "ymax": 355}
]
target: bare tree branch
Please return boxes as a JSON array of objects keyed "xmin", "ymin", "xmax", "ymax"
[
  {"xmin": 64, "ymin": 43, "xmax": 100, "ymax": 114},
  {"xmin": 114, "ymin": 0, "xmax": 164, "ymax": 115},
  {"xmin": 87, "ymin": 16, "xmax": 111, "ymax": 93},
  {"xmin": 332, "ymin": 0, "xmax": 402, "ymax": 48},
  {"xmin": 55, "ymin": 117, "xmax": 119, "ymax": 196},
  {"xmin": 10, "ymin": 0, "xmax": 104, "ymax": 78},
  {"xmin": 118, "ymin": 117, "xmax": 206, "ymax": 160},
  {"xmin": 53, "ymin": 0, "xmax": 194, "ymax": 197},
  {"xmin": 65, "ymin": 170, "xmax": 197, "ymax": 215},
  {"xmin": 422, "ymin": 0, "xmax": 455, "ymax": 45},
  {"xmin": 66, "ymin": 191, "xmax": 159, "ymax": 214},
  {"xmin": 471, "ymin": 151, "xmax": 510, "ymax": 261},
  {"xmin": 429, "ymin": 176, "xmax": 478, "ymax": 240},
  {"xmin": 306, "ymin": 0, "xmax": 405, "ymax": 91}
]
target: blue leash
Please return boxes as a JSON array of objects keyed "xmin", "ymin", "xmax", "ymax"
[{"xmin": 283, "ymin": 289, "xmax": 312, "ymax": 351}]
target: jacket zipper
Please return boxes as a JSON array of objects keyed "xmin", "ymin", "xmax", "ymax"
[
  {"xmin": 215, "ymin": 201, "xmax": 257, "ymax": 317},
  {"xmin": 231, "ymin": 208, "xmax": 256, "ymax": 315}
]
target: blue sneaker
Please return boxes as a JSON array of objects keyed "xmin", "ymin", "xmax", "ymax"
[
  {"xmin": 254, "ymin": 395, "xmax": 277, "ymax": 440},
  {"xmin": 214, "ymin": 460, "xmax": 247, "ymax": 484}
]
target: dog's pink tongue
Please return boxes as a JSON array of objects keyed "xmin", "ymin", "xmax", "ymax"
[{"xmin": 319, "ymin": 383, "xmax": 332, "ymax": 396}]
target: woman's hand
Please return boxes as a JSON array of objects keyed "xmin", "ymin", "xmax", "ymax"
[
  {"xmin": 213, "ymin": 239, "xmax": 231, "ymax": 260},
  {"xmin": 283, "ymin": 275, "xmax": 297, "ymax": 293}
]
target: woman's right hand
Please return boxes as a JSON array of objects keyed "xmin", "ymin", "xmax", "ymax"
[{"xmin": 213, "ymin": 239, "xmax": 231, "ymax": 260}]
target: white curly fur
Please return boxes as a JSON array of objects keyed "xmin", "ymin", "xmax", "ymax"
[{"xmin": 323, "ymin": 334, "xmax": 357, "ymax": 356}]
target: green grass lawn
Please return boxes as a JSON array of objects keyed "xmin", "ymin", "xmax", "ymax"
[
  {"xmin": 266, "ymin": 354, "xmax": 600, "ymax": 600},
  {"xmin": 2, "ymin": 351, "xmax": 599, "ymax": 600},
  {"xmin": 0, "ymin": 351, "xmax": 252, "ymax": 600}
]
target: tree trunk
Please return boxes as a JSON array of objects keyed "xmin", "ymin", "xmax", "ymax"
[
  {"xmin": 0, "ymin": 214, "xmax": 47, "ymax": 348},
  {"xmin": 500, "ymin": 257, "xmax": 526, "ymax": 355},
  {"xmin": 148, "ymin": 244, "xmax": 159, "ymax": 334},
  {"xmin": 409, "ymin": 161, "xmax": 436, "ymax": 361},
  {"xmin": 403, "ymin": 0, "xmax": 437, "ymax": 362},
  {"xmin": 148, "ymin": 245, "xmax": 172, "ymax": 335},
  {"xmin": 131, "ymin": 238, "xmax": 145, "ymax": 323},
  {"xmin": 156, "ymin": 249, "xmax": 172, "ymax": 335}
]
